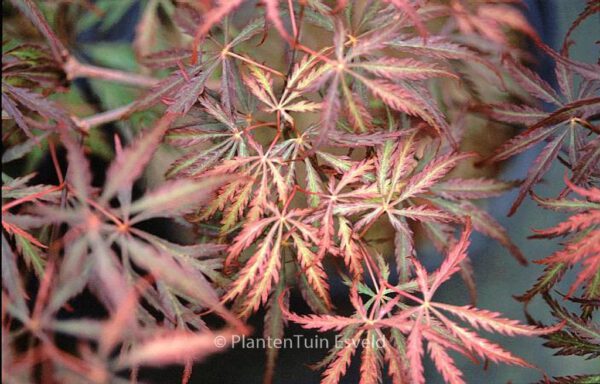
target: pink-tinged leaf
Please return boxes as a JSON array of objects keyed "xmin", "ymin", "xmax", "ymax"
[
  {"xmin": 218, "ymin": 58, "xmax": 243, "ymax": 113},
  {"xmin": 391, "ymin": 205, "xmax": 457, "ymax": 223},
  {"xmin": 564, "ymin": 176, "xmax": 600, "ymax": 203},
  {"xmin": 284, "ymin": 310, "xmax": 363, "ymax": 333},
  {"xmin": 223, "ymin": 222, "xmax": 278, "ymax": 299},
  {"xmin": 563, "ymin": 238, "xmax": 600, "ymax": 298},
  {"xmin": 119, "ymin": 329, "xmax": 240, "ymax": 367},
  {"xmin": 341, "ymin": 85, "xmax": 373, "ymax": 133},
  {"xmin": 514, "ymin": 263, "xmax": 566, "ymax": 302},
  {"xmin": 526, "ymin": 97, "xmax": 600, "ymax": 133},
  {"xmin": 435, "ymin": 311, "xmax": 536, "ymax": 368},
  {"xmin": 530, "ymin": 211, "xmax": 600, "ymax": 238},
  {"xmin": 477, "ymin": 103, "xmax": 548, "ymax": 126},
  {"xmin": 355, "ymin": 58, "xmax": 457, "ymax": 81},
  {"xmin": 485, "ymin": 124, "xmax": 562, "ymax": 164},
  {"xmin": 4, "ymin": 84, "xmax": 71, "ymax": 126},
  {"xmin": 406, "ymin": 322, "xmax": 425, "ymax": 384},
  {"xmin": 388, "ymin": 37, "xmax": 506, "ymax": 87},
  {"xmin": 166, "ymin": 62, "xmax": 218, "ymax": 115},
  {"xmin": 428, "ymin": 341, "xmax": 465, "ymax": 384},
  {"xmin": 2, "ymin": 235, "xmax": 29, "ymax": 317},
  {"xmin": 191, "ymin": 0, "xmax": 245, "ymax": 64},
  {"xmin": 531, "ymin": 34, "xmax": 600, "ymax": 81},
  {"xmin": 314, "ymin": 73, "xmax": 341, "ymax": 149},
  {"xmin": 244, "ymin": 64, "xmax": 276, "ymax": 108},
  {"xmin": 304, "ymin": 159, "xmax": 323, "ymax": 207},
  {"xmin": 555, "ymin": 61, "xmax": 574, "ymax": 103},
  {"xmin": 535, "ymin": 231, "xmax": 600, "ymax": 269},
  {"xmin": 432, "ymin": 178, "xmax": 518, "ymax": 200},
  {"xmin": 87, "ymin": 232, "xmax": 129, "ymax": 310},
  {"xmin": 431, "ymin": 199, "xmax": 527, "ymax": 265},
  {"xmin": 298, "ymin": 273, "xmax": 332, "ymax": 315},
  {"xmin": 413, "ymin": 259, "xmax": 431, "ymax": 301},
  {"xmin": 129, "ymin": 176, "xmax": 231, "ymax": 223},
  {"xmin": 321, "ymin": 330, "xmax": 365, "ymax": 384},
  {"xmin": 433, "ymin": 303, "xmax": 563, "ymax": 336},
  {"xmin": 337, "ymin": 217, "xmax": 366, "ymax": 277},
  {"xmin": 283, "ymin": 100, "xmax": 321, "ymax": 113},
  {"xmin": 225, "ymin": 215, "xmax": 276, "ymax": 265},
  {"xmin": 509, "ymin": 130, "xmax": 569, "ymax": 216},
  {"xmin": 2, "ymin": 93, "xmax": 33, "ymax": 138},
  {"xmin": 393, "ymin": 218, "xmax": 414, "ymax": 283},
  {"xmin": 9, "ymin": 0, "xmax": 68, "ymax": 63},
  {"xmin": 530, "ymin": 193, "xmax": 599, "ymax": 212},
  {"xmin": 401, "ymin": 153, "xmax": 476, "ymax": 200},
  {"xmin": 569, "ymin": 137, "xmax": 600, "ymax": 187},
  {"xmin": 382, "ymin": 333, "xmax": 407, "ymax": 384},
  {"xmin": 99, "ymin": 288, "xmax": 139, "ymax": 356},
  {"xmin": 503, "ymin": 56, "xmax": 563, "ymax": 106},
  {"xmin": 264, "ymin": 279, "xmax": 288, "ymax": 384},
  {"xmin": 293, "ymin": 233, "xmax": 332, "ymax": 310},
  {"xmin": 126, "ymin": 239, "xmax": 243, "ymax": 329},
  {"xmin": 58, "ymin": 129, "xmax": 92, "ymax": 201},
  {"xmin": 359, "ymin": 330, "xmax": 382, "ymax": 384},
  {"xmin": 356, "ymin": 77, "xmax": 455, "ymax": 146},
  {"xmin": 430, "ymin": 220, "xmax": 471, "ymax": 294},
  {"xmin": 132, "ymin": 230, "xmax": 225, "ymax": 260},
  {"xmin": 101, "ymin": 113, "xmax": 178, "ymax": 202},
  {"xmin": 347, "ymin": 24, "xmax": 402, "ymax": 58},
  {"xmin": 133, "ymin": 69, "xmax": 196, "ymax": 111},
  {"xmin": 383, "ymin": 0, "xmax": 428, "ymax": 40}
]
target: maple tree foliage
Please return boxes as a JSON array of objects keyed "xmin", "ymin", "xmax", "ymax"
[
  {"xmin": 2, "ymin": 0, "xmax": 598, "ymax": 383},
  {"xmin": 283, "ymin": 221, "xmax": 562, "ymax": 384}
]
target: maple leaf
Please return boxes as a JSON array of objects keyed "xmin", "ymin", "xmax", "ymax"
[
  {"xmin": 482, "ymin": 52, "xmax": 600, "ymax": 215},
  {"xmin": 0, "ymin": 113, "xmax": 249, "ymax": 381},
  {"xmin": 244, "ymin": 58, "xmax": 323, "ymax": 124},
  {"xmin": 34, "ymin": 118, "xmax": 243, "ymax": 332},
  {"xmin": 527, "ymin": 178, "xmax": 600, "ymax": 299},
  {"xmin": 284, "ymin": 221, "xmax": 560, "ymax": 384},
  {"xmin": 165, "ymin": 95, "xmax": 250, "ymax": 178},
  {"xmin": 308, "ymin": 158, "xmax": 376, "ymax": 277},
  {"xmin": 1, "ymin": 173, "xmax": 60, "ymax": 278},
  {"xmin": 527, "ymin": 293, "xmax": 600, "ymax": 361},
  {"xmin": 198, "ymin": 134, "xmax": 292, "ymax": 232},
  {"xmin": 331, "ymin": 134, "xmax": 524, "ymax": 267},
  {"xmin": 300, "ymin": 15, "xmax": 457, "ymax": 147},
  {"xmin": 189, "ymin": 0, "xmax": 245, "ymax": 65},
  {"xmin": 135, "ymin": 14, "xmax": 263, "ymax": 115},
  {"xmin": 223, "ymin": 199, "xmax": 331, "ymax": 318}
]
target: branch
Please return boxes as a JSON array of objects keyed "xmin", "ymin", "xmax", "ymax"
[
  {"xmin": 64, "ymin": 57, "xmax": 158, "ymax": 88},
  {"xmin": 72, "ymin": 103, "xmax": 135, "ymax": 131}
]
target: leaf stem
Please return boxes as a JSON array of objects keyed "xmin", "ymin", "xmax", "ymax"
[{"xmin": 225, "ymin": 51, "xmax": 285, "ymax": 77}]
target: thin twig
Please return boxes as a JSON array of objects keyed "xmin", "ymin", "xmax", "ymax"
[
  {"xmin": 64, "ymin": 57, "xmax": 158, "ymax": 88},
  {"xmin": 73, "ymin": 103, "xmax": 135, "ymax": 131}
]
